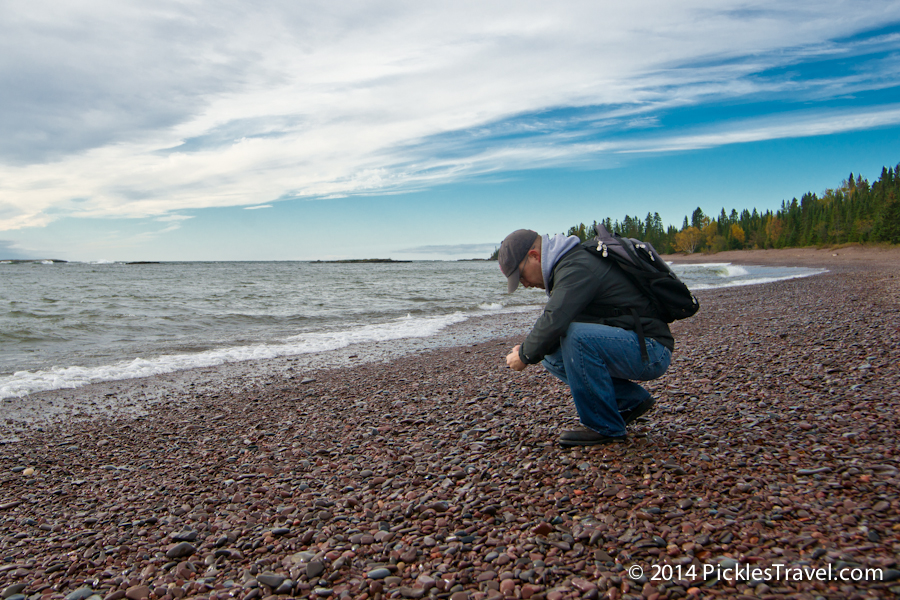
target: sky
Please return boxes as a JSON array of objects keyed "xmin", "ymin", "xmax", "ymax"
[{"xmin": 1, "ymin": 1, "xmax": 899, "ymax": 261}]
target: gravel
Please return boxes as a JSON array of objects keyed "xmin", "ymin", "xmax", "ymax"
[{"xmin": 1, "ymin": 259, "xmax": 899, "ymax": 600}]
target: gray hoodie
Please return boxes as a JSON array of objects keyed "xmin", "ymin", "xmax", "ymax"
[{"xmin": 540, "ymin": 233, "xmax": 581, "ymax": 297}]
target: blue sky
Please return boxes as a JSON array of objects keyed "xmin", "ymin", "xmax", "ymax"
[{"xmin": 1, "ymin": 2, "xmax": 899, "ymax": 261}]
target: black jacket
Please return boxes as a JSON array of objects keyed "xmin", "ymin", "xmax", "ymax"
[{"xmin": 519, "ymin": 244, "xmax": 674, "ymax": 364}]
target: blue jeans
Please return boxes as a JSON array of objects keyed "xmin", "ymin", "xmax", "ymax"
[{"xmin": 541, "ymin": 322, "xmax": 671, "ymax": 437}]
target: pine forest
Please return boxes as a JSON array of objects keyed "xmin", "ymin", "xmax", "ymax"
[{"xmin": 504, "ymin": 162, "xmax": 900, "ymax": 256}]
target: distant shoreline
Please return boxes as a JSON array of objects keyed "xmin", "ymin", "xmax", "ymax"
[
  {"xmin": 7, "ymin": 244, "xmax": 897, "ymax": 267},
  {"xmin": 308, "ymin": 258, "xmax": 412, "ymax": 263}
]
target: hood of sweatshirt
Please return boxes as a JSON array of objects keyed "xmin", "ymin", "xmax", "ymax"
[{"xmin": 540, "ymin": 233, "xmax": 581, "ymax": 297}]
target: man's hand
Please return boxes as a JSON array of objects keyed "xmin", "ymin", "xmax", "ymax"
[{"xmin": 506, "ymin": 345, "xmax": 527, "ymax": 371}]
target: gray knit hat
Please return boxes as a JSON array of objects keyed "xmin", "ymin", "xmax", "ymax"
[{"xmin": 498, "ymin": 229, "xmax": 539, "ymax": 293}]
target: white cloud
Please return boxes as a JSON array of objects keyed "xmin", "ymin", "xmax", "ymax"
[
  {"xmin": 614, "ymin": 106, "xmax": 900, "ymax": 154},
  {"xmin": 243, "ymin": 205, "xmax": 273, "ymax": 210},
  {"xmin": 1, "ymin": 0, "xmax": 899, "ymax": 230}
]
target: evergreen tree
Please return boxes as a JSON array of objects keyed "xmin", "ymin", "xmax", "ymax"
[{"xmin": 691, "ymin": 207, "xmax": 705, "ymax": 229}]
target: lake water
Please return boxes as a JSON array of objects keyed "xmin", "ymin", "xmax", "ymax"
[{"xmin": 0, "ymin": 260, "xmax": 824, "ymax": 398}]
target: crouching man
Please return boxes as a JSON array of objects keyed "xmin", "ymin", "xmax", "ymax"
[{"xmin": 499, "ymin": 229, "xmax": 674, "ymax": 447}]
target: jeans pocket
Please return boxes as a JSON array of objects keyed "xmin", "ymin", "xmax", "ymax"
[{"xmin": 639, "ymin": 343, "xmax": 671, "ymax": 380}]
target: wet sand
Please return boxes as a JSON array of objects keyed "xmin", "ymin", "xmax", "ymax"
[{"xmin": 1, "ymin": 247, "xmax": 899, "ymax": 600}]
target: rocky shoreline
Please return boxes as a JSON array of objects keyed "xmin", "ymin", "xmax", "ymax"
[{"xmin": 2, "ymin": 257, "xmax": 899, "ymax": 600}]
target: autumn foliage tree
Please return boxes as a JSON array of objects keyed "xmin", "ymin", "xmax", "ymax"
[
  {"xmin": 674, "ymin": 227, "xmax": 701, "ymax": 253},
  {"xmin": 730, "ymin": 223, "xmax": 746, "ymax": 247}
]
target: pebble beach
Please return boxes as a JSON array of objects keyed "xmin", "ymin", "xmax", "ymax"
[{"xmin": 2, "ymin": 247, "xmax": 899, "ymax": 600}]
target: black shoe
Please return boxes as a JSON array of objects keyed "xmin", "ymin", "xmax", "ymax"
[
  {"xmin": 622, "ymin": 397, "xmax": 656, "ymax": 426},
  {"xmin": 558, "ymin": 427, "xmax": 627, "ymax": 447}
]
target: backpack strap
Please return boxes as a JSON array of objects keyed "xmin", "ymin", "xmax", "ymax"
[
  {"xmin": 583, "ymin": 238, "xmax": 653, "ymax": 361},
  {"xmin": 630, "ymin": 308, "xmax": 649, "ymax": 364}
]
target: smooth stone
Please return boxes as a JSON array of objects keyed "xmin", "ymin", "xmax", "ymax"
[
  {"xmin": 400, "ymin": 548, "xmax": 417, "ymax": 563},
  {"xmin": 125, "ymin": 586, "xmax": 149, "ymax": 600},
  {"xmin": 717, "ymin": 558, "xmax": 738, "ymax": 570},
  {"xmin": 66, "ymin": 588, "xmax": 96, "ymax": 600},
  {"xmin": 367, "ymin": 568, "xmax": 391, "ymax": 579},
  {"xmin": 274, "ymin": 580, "xmax": 294, "ymax": 595},
  {"xmin": 571, "ymin": 578, "xmax": 596, "ymax": 593},
  {"xmin": 171, "ymin": 530, "xmax": 198, "ymax": 542},
  {"xmin": 2, "ymin": 584, "xmax": 27, "ymax": 598},
  {"xmin": 306, "ymin": 560, "xmax": 325, "ymax": 578},
  {"xmin": 375, "ymin": 530, "xmax": 394, "ymax": 543},
  {"xmin": 257, "ymin": 573, "xmax": 285, "ymax": 589},
  {"xmin": 166, "ymin": 542, "xmax": 196, "ymax": 559},
  {"xmin": 292, "ymin": 551, "xmax": 316, "ymax": 563}
]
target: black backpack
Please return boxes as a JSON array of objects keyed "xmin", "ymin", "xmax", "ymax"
[
  {"xmin": 583, "ymin": 223, "xmax": 699, "ymax": 360},
  {"xmin": 586, "ymin": 223, "xmax": 700, "ymax": 322}
]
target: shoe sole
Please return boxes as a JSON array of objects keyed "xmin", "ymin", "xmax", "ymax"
[
  {"xmin": 558, "ymin": 436, "xmax": 627, "ymax": 448},
  {"xmin": 623, "ymin": 397, "xmax": 656, "ymax": 426}
]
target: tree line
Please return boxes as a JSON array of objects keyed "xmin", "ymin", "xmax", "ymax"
[{"xmin": 491, "ymin": 161, "xmax": 900, "ymax": 257}]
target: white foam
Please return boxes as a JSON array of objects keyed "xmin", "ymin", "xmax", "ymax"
[
  {"xmin": 689, "ymin": 269, "xmax": 826, "ymax": 290},
  {"xmin": 672, "ymin": 262, "xmax": 730, "ymax": 269},
  {"xmin": 478, "ymin": 302, "xmax": 504, "ymax": 311},
  {"xmin": 0, "ymin": 312, "xmax": 469, "ymax": 399},
  {"xmin": 671, "ymin": 262, "xmax": 747, "ymax": 277},
  {"xmin": 722, "ymin": 265, "xmax": 749, "ymax": 277}
]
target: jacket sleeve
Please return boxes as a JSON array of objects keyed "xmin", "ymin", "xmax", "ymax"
[{"xmin": 519, "ymin": 253, "xmax": 607, "ymax": 364}]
